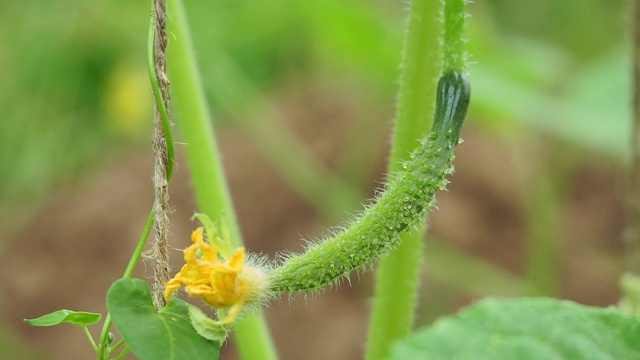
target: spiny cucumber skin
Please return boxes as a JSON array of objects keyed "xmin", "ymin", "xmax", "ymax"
[{"xmin": 269, "ymin": 71, "xmax": 470, "ymax": 294}]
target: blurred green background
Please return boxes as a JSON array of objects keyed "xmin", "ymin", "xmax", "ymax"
[{"xmin": 0, "ymin": 0, "xmax": 631, "ymax": 359}]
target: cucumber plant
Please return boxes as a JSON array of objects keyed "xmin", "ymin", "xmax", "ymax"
[{"xmin": 23, "ymin": 0, "xmax": 640, "ymax": 359}]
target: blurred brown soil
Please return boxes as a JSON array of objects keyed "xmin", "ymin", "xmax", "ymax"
[{"xmin": 0, "ymin": 89, "xmax": 627, "ymax": 359}]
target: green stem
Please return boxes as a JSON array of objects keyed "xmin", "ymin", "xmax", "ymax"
[
  {"xmin": 97, "ymin": 313, "xmax": 112, "ymax": 360},
  {"xmin": 112, "ymin": 345, "xmax": 130, "ymax": 360},
  {"xmin": 97, "ymin": 209, "xmax": 154, "ymax": 359},
  {"xmin": 443, "ymin": 0, "xmax": 467, "ymax": 72},
  {"xmin": 84, "ymin": 326, "xmax": 98, "ymax": 353},
  {"xmin": 365, "ymin": 0, "xmax": 442, "ymax": 358},
  {"xmin": 109, "ymin": 339, "xmax": 126, "ymax": 355},
  {"xmin": 123, "ymin": 210, "xmax": 155, "ymax": 278},
  {"xmin": 165, "ymin": 1, "xmax": 277, "ymax": 359}
]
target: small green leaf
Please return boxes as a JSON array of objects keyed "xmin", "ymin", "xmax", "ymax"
[
  {"xmin": 107, "ymin": 278, "xmax": 220, "ymax": 360},
  {"xmin": 390, "ymin": 298, "xmax": 640, "ymax": 360},
  {"xmin": 192, "ymin": 212, "xmax": 233, "ymax": 258},
  {"xmin": 187, "ymin": 304, "xmax": 230, "ymax": 343},
  {"xmin": 24, "ymin": 309, "xmax": 101, "ymax": 327}
]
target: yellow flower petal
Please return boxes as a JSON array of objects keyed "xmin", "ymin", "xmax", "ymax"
[{"xmin": 164, "ymin": 228, "xmax": 268, "ymax": 324}]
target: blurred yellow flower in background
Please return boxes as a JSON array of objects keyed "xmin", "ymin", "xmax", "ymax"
[{"xmin": 102, "ymin": 60, "xmax": 151, "ymax": 138}]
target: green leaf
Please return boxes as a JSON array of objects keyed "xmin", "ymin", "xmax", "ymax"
[
  {"xmin": 187, "ymin": 304, "xmax": 230, "ymax": 344},
  {"xmin": 107, "ymin": 278, "xmax": 220, "ymax": 360},
  {"xmin": 390, "ymin": 298, "xmax": 640, "ymax": 360},
  {"xmin": 24, "ymin": 309, "xmax": 101, "ymax": 327}
]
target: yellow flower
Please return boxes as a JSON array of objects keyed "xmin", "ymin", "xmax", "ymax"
[{"xmin": 164, "ymin": 228, "xmax": 267, "ymax": 323}]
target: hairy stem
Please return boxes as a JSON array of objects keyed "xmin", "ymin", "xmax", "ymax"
[
  {"xmin": 366, "ymin": 0, "xmax": 442, "ymax": 358},
  {"xmin": 443, "ymin": 0, "xmax": 467, "ymax": 72}
]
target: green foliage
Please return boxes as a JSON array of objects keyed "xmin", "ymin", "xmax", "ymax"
[
  {"xmin": 390, "ymin": 298, "xmax": 640, "ymax": 360},
  {"xmin": 107, "ymin": 278, "xmax": 220, "ymax": 360},
  {"xmin": 0, "ymin": 0, "xmax": 150, "ymax": 213},
  {"xmin": 24, "ymin": 310, "xmax": 101, "ymax": 327}
]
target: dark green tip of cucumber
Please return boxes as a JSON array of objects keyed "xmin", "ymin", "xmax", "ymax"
[{"xmin": 431, "ymin": 71, "xmax": 470, "ymax": 145}]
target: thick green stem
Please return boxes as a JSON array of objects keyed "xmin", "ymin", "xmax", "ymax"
[
  {"xmin": 365, "ymin": 1, "xmax": 442, "ymax": 359},
  {"xmin": 165, "ymin": 1, "xmax": 277, "ymax": 359},
  {"xmin": 366, "ymin": 1, "xmax": 468, "ymax": 358}
]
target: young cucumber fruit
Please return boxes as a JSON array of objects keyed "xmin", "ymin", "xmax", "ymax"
[{"xmin": 269, "ymin": 71, "xmax": 470, "ymax": 293}]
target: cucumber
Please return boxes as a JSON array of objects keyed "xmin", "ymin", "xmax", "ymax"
[{"xmin": 269, "ymin": 71, "xmax": 471, "ymax": 294}]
